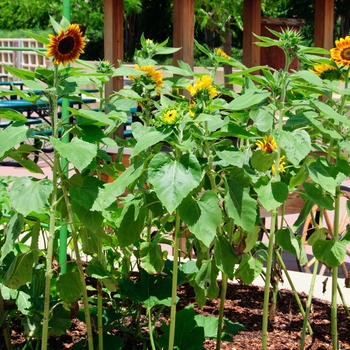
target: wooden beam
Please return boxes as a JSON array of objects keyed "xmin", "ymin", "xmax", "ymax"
[
  {"xmin": 104, "ymin": 0, "xmax": 124, "ymax": 97},
  {"xmin": 104, "ymin": 0, "xmax": 124, "ymax": 138},
  {"xmin": 173, "ymin": 0, "xmax": 194, "ymax": 69},
  {"xmin": 314, "ymin": 0, "xmax": 334, "ymax": 51},
  {"xmin": 243, "ymin": 0, "xmax": 261, "ymax": 67}
]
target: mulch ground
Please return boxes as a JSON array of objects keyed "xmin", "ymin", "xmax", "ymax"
[{"xmin": 5, "ymin": 281, "xmax": 350, "ymax": 349}]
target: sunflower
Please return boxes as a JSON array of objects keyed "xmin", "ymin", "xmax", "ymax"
[
  {"xmin": 330, "ymin": 36, "xmax": 350, "ymax": 67},
  {"xmin": 46, "ymin": 23, "xmax": 86, "ymax": 66},
  {"xmin": 272, "ymin": 156, "xmax": 286, "ymax": 175},
  {"xmin": 215, "ymin": 48, "xmax": 230, "ymax": 59},
  {"xmin": 256, "ymin": 135, "xmax": 277, "ymax": 153},
  {"xmin": 186, "ymin": 75, "xmax": 218, "ymax": 100},
  {"xmin": 131, "ymin": 64, "xmax": 164, "ymax": 89},
  {"xmin": 309, "ymin": 64, "xmax": 342, "ymax": 81},
  {"xmin": 163, "ymin": 109, "xmax": 178, "ymax": 124}
]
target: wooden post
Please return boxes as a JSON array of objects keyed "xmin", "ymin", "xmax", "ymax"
[
  {"xmin": 104, "ymin": 0, "xmax": 124, "ymax": 137},
  {"xmin": 242, "ymin": 0, "xmax": 261, "ymax": 68},
  {"xmin": 314, "ymin": 0, "xmax": 335, "ymax": 51},
  {"xmin": 173, "ymin": 0, "xmax": 194, "ymax": 69}
]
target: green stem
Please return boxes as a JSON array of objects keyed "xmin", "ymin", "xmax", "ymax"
[
  {"xmin": 275, "ymin": 249, "xmax": 313, "ymax": 335},
  {"xmin": 261, "ymin": 210, "xmax": 277, "ymax": 350},
  {"xmin": 61, "ymin": 185, "xmax": 94, "ymax": 350},
  {"xmin": 216, "ymin": 273, "xmax": 227, "ymax": 350},
  {"xmin": 331, "ymin": 186, "xmax": 341, "ymax": 350},
  {"xmin": 337, "ymin": 282, "xmax": 349, "ymax": 316},
  {"xmin": 0, "ymin": 290, "xmax": 11, "ymax": 350},
  {"xmin": 41, "ymin": 66, "xmax": 60, "ymax": 349},
  {"xmin": 148, "ymin": 308, "xmax": 156, "ymax": 350},
  {"xmin": 300, "ymin": 259, "xmax": 318, "ymax": 349},
  {"xmin": 216, "ymin": 218, "xmax": 234, "ymax": 349},
  {"xmin": 97, "ymin": 237, "xmax": 103, "ymax": 350},
  {"xmin": 168, "ymin": 210, "xmax": 181, "ymax": 350}
]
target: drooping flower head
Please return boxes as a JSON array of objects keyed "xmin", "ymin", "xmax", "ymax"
[
  {"xmin": 46, "ymin": 23, "xmax": 86, "ymax": 66},
  {"xmin": 186, "ymin": 75, "xmax": 218, "ymax": 100},
  {"xmin": 129, "ymin": 64, "xmax": 164, "ymax": 91},
  {"xmin": 256, "ymin": 135, "xmax": 277, "ymax": 153},
  {"xmin": 309, "ymin": 64, "xmax": 343, "ymax": 81},
  {"xmin": 215, "ymin": 48, "xmax": 230, "ymax": 59},
  {"xmin": 330, "ymin": 36, "xmax": 350, "ymax": 67}
]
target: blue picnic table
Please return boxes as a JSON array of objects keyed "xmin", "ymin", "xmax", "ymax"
[{"xmin": 0, "ymin": 97, "xmax": 96, "ymax": 118}]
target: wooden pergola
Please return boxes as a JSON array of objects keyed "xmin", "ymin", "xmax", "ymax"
[{"xmin": 104, "ymin": 0, "xmax": 335, "ymax": 95}]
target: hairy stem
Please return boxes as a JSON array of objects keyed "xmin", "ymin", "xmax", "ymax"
[
  {"xmin": 168, "ymin": 211, "xmax": 181, "ymax": 350},
  {"xmin": 300, "ymin": 259, "xmax": 318, "ymax": 349}
]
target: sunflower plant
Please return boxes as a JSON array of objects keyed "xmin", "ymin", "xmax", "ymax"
[{"xmin": 1, "ymin": 14, "xmax": 350, "ymax": 350}]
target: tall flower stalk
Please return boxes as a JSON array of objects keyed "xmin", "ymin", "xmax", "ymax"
[{"xmin": 40, "ymin": 17, "xmax": 94, "ymax": 350}]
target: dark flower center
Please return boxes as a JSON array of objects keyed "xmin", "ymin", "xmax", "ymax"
[
  {"xmin": 341, "ymin": 48, "xmax": 350, "ymax": 60},
  {"xmin": 58, "ymin": 36, "xmax": 75, "ymax": 55}
]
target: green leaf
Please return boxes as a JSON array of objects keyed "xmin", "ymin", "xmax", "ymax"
[
  {"xmin": 255, "ymin": 179, "xmax": 288, "ymax": 212},
  {"xmin": 195, "ymin": 259, "xmax": 219, "ymax": 302},
  {"xmin": 0, "ymin": 108, "xmax": 28, "ymax": 122},
  {"xmin": 22, "ymin": 314, "xmax": 42, "ymax": 338},
  {"xmin": 303, "ymin": 182, "xmax": 334, "ymax": 210},
  {"xmin": 72, "ymin": 201, "xmax": 104, "ymax": 233},
  {"xmin": 250, "ymin": 150, "xmax": 276, "ymax": 172},
  {"xmin": 117, "ymin": 201, "xmax": 147, "ymax": 248},
  {"xmin": 275, "ymin": 228, "xmax": 300, "ymax": 258},
  {"xmin": 226, "ymin": 90, "xmax": 270, "ymax": 110},
  {"xmin": 2, "ymin": 65, "xmax": 35, "ymax": 81},
  {"xmin": 295, "ymin": 70, "xmax": 323, "ymax": 86},
  {"xmin": 56, "ymin": 270, "xmax": 83, "ymax": 303},
  {"xmin": 306, "ymin": 162, "xmax": 336, "ymax": 195},
  {"xmin": 119, "ymin": 269, "xmax": 172, "ymax": 308},
  {"xmin": 194, "ymin": 314, "xmax": 218, "ymax": 338},
  {"xmin": 214, "ymin": 235, "xmax": 238, "ymax": 279},
  {"xmin": 159, "ymin": 305, "xmax": 205, "ymax": 350},
  {"xmin": 9, "ymin": 178, "xmax": 53, "ymax": 216},
  {"xmin": 49, "ymin": 304, "xmax": 71, "ymax": 336},
  {"xmin": 250, "ymin": 108, "xmax": 273, "ymax": 132},
  {"xmin": 312, "ymin": 100, "xmax": 350, "ymax": 126},
  {"xmin": 148, "ymin": 153, "xmax": 202, "ymax": 213},
  {"xmin": 92, "ymin": 161, "xmax": 143, "ymax": 211},
  {"xmin": 224, "ymin": 168, "xmax": 257, "ymax": 232},
  {"xmin": 235, "ymin": 254, "xmax": 263, "ymax": 284},
  {"xmin": 69, "ymin": 176, "xmax": 104, "ymax": 210},
  {"xmin": 313, "ymin": 240, "xmax": 347, "ymax": 268},
  {"xmin": 275, "ymin": 130, "xmax": 311, "ymax": 165},
  {"xmin": 50, "ymin": 137, "xmax": 97, "ymax": 172},
  {"xmin": 215, "ymin": 147, "xmax": 250, "ymax": 168},
  {"xmin": 71, "ymin": 109, "xmax": 114, "ymax": 126},
  {"xmin": 2, "ymin": 252, "xmax": 33, "ymax": 289},
  {"xmin": 179, "ymin": 191, "xmax": 221, "ymax": 247},
  {"xmin": 221, "ymin": 318, "xmax": 245, "ymax": 342},
  {"xmin": 131, "ymin": 127, "xmax": 173, "ymax": 158},
  {"xmin": 140, "ymin": 242, "xmax": 164, "ymax": 274},
  {"xmin": 86, "ymin": 258, "xmax": 117, "ymax": 292},
  {"xmin": 0, "ymin": 123, "xmax": 32, "ymax": 158},
  {"xmin": 1, "ymin": 213, "xmax": 24, "ymax": 263}
]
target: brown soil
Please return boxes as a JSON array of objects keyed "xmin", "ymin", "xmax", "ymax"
[{"xmin": 5, "ymin": 281, "xmax": 350, "ymax": 350}]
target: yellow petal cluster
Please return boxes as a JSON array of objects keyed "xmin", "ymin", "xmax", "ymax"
[
  {"xmin": 186, "ymin": 75, "xmax": 218, "ymax": 99},
  {"xmin": 256, "ymin": 135, "xmax": 277, "ymax": 153},
  {"xmin": 215, "ymin": 48, "xmax": 230, "ymax": 59}
]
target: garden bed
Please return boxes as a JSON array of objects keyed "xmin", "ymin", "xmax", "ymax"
[{"xmin": 6, "ymin": 280, "xmax": 350, "ymax": 350}]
